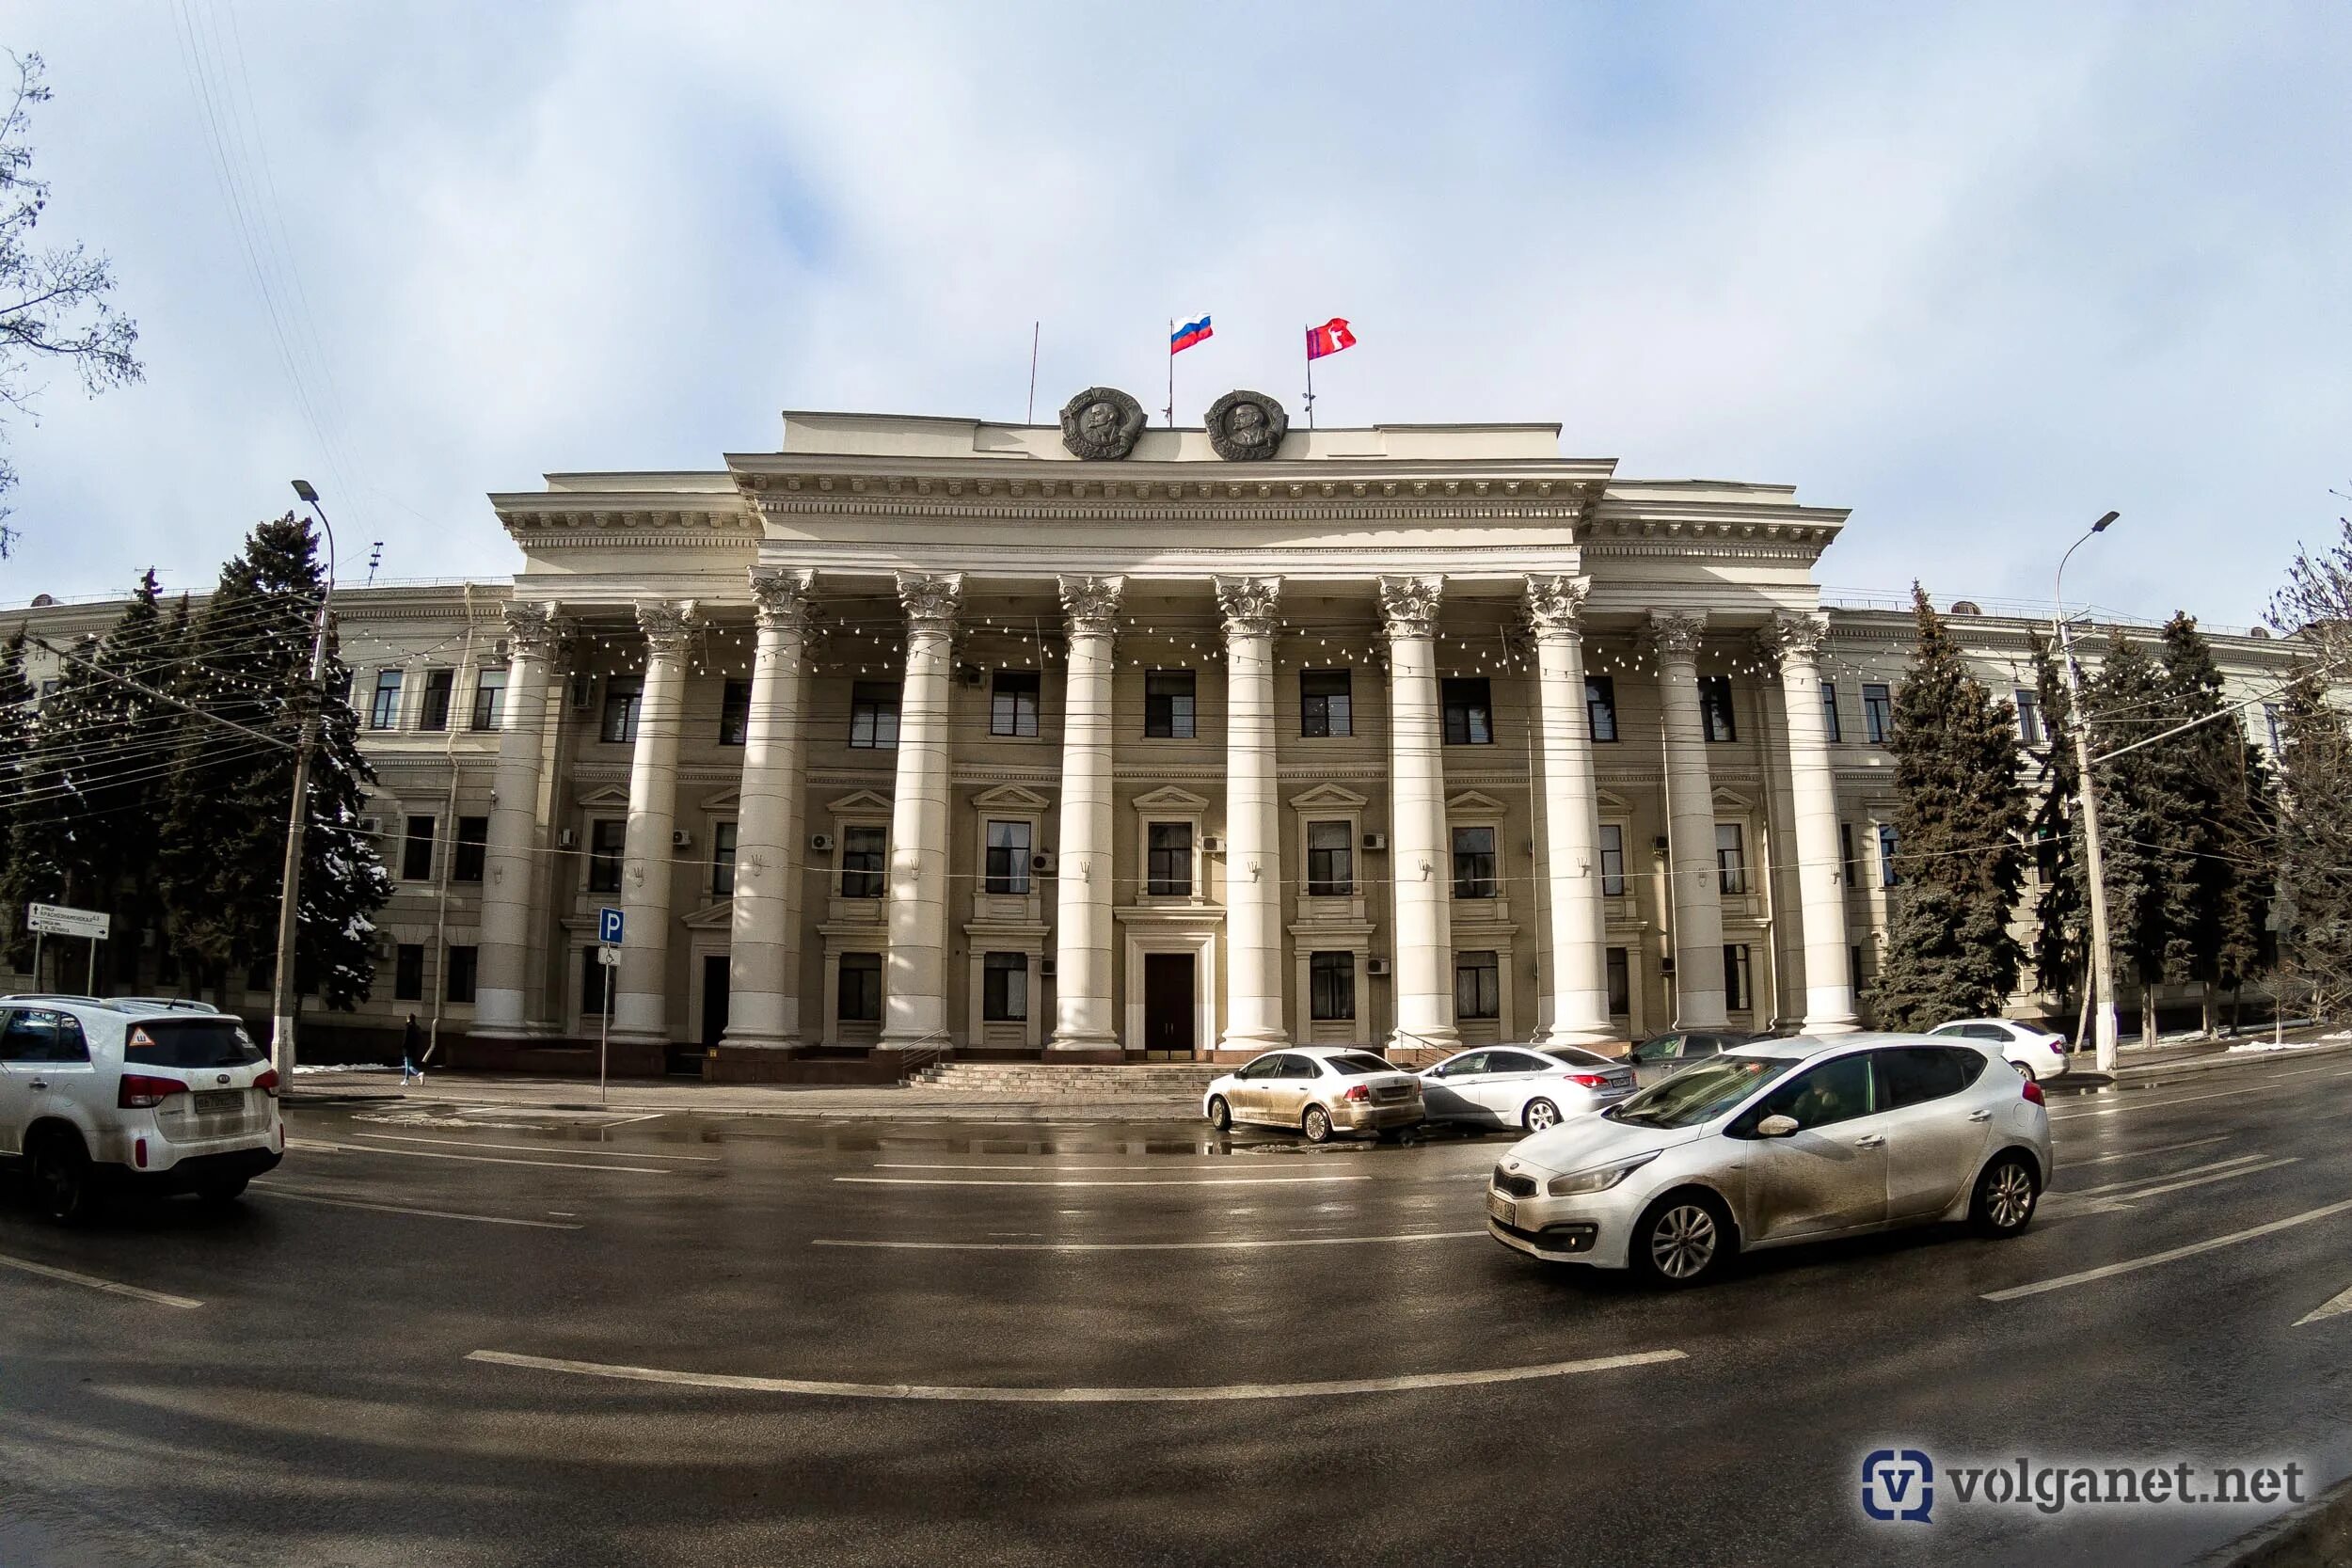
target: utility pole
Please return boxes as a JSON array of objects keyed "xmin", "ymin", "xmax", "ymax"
[
  {"xmin": 268, "ymin": 480, "xmax": 338, "ymax": 1082},
  {"xmin": 2056, "ymin": 510, "xmax": 2121, "ymax": 1073}
]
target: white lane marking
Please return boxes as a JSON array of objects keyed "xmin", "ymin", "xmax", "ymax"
[
  {"xmin": 1984, "ymin": 1197, "xmax": 2352, "ymax": 1302},
  {"xmin": 466, "ymin": 1346, "xmax": 1687, "ymax": 1402},
  {"xmin": 354, "ymin": 1132, "xmax": 717, "ymax": 1163},
  {"xmin": 2295, "ymin": 1284, "xmax": 2352, "ymax": 1327},
  {"xmin": 2064, "ymin": 1136, "xmax": 2232, "ymax": 1167},
  {"xmin": 2050, "ymin": 1068, "xmax": 2352, "ymax": 1123},
  {"xmin": 2062, "ymin": 1158, "xmax": 2300, "ymax": 1215},
  {"xmin": 253, "ymin": 1186, "xmax": 584, "ymax": 1230},
  {"xmin": 2054, "ymin": 1153, "xmax": 2277, "ymax": 1201},
  {"xmin": 813, "ymin": 1229, "xmax": 1486, "ymax": 1253},
  {"xmin": 287, "ymin": 1137, "xmax": 671, "ymax": 1175},
  {"xmin": 0, "ymin": 1251, "xmax": 202, "ymax": 1309},
  {"xmin": 875, "ymin": 1162, "xmax": 1263, "ymax": 1173},
  {"xmin": 834, "ymin": 1174, "xmax": 1373, "ymax": 1189}
]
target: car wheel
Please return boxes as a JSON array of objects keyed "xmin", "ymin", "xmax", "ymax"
[
  {"xmin": 28, "ymin": 1131, "xmax": 95, "ymax": 1227},
  {"xmin": 195, "ymin": 1175, "xmax": 250, "ymax": 1207},
  {"xmin": 1207, "ymin": 1096, "xmax": 1232, "ymax": 1132},
  {"xmin": 1523, "ymin": 1098, "xmax": 1562, "ymax": 1132},
  {"xmin": 1970, "ymin": 1153, "xmax": 2040, "ymax": 1238},
  {"xmin": 1632, "ymin": 1191, "xmax": 1732, "ymax": 1288},
  {"xmin": 1301, "ymin": 1105, "xmax": 1333, "ymax": 1145}
]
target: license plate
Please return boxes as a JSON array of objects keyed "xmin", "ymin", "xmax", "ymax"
[
  {"xmin": 1486, "ymin": 1191, "xmax": 1518, "ymax": 1228},
  {"xmin": 194, "ymin": 1089, "xmax": 243, "ymax": 1116}
]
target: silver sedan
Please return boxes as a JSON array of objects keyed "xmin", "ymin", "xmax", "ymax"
[{"xmin": 1419, "ymin": 1045, "xmax": 1637, "ymax": 1132}]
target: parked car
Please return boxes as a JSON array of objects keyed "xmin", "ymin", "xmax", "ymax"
[
  {"xmin": 1486, "ymin": 1034, "xmax": 2052, "ymax": 1286},
  {"xmin": 1419, "ymin": 1045, "xmax": 1637, "ymax": 1132},
  {"xmin": 1926, "ymin": 1018, "xmax": 2070, "ymax": 1081},
  {"xmin": 1203, "ymin": 1048, "xmax": 1424, "ymax": 1143},
  {"xmin": 0, "ymin": 997, "xmax": 283, "ymax": 1222},
  {"xmin": 2, "ymin": 993, "xmax": 221, "ymax": 1016},
  {"xmin": 1624, "ymin": 1029, "xmax": 1752, "ymax": 1086}
]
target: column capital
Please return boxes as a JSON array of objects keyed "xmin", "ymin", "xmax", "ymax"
[
  {"xmin": 1645, "ymin": 608, "xmax": 1707, "ymax": 659},
  {"xmin": 1057, "ymin": 574, "xmax": 1124, "ymax": 635},
  {"xmin": 896, "ymin": 570, "xmax": 964, "ymax": 629},
  {"xmin": 749, "ymin": 566, "xmax": 816, "ymax": 631},
  {"xmin": 635, "ymin": 598, "xmax": 700, "ymax": 657},
  {"xmin": 1214, "ymin": 575, "xmax": 1282, "ymax": 640},
  {"xmin": 1523, "ymin": 574, "xmax": 1591, "ymax": 640},
  {"xmin": 1759, "ymin": 610, "xmax": 1831, "ymax": 667},
  {"xmin": 1377, "ymin": 575, "xmax": 1444, "ymax": 640},
  {"xmin": 501, "ymin": 599, "xmax": 564, "ymax": 658}
]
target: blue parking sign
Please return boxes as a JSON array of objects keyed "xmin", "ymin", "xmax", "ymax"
[{"xmin": 597, "ymin": 906, "xmax": 625, "ymax": 945}]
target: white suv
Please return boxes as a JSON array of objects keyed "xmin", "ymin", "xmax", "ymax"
[{"xmin": 0, "ymin": 996, "xmax": 284, "ymax": 1222}]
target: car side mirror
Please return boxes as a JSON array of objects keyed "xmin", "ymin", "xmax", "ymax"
[{"xmin": 1756, "ymin": 1114, "xmax": 1800, "ymax": 1138}]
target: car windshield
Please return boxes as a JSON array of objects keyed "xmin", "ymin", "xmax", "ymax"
[
  {"xmin": 1606, "ymin": 1054, "xmax": 1796, "ymax": 1128},
  {"xmin": 1327, "ymin": 1053, "xmax": 1393, "ymax": 1075},
  {"xmin": 123, "ymin": 1020, "xmax": 265, "ymax": 1069}
]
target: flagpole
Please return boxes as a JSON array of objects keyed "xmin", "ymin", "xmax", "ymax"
[
  {"xmin": 1166, "ymin": 319, "xmax": 1176, "ymax": 428},
  {"xmin": 1303, "ymin": 326, "xmax": 1317, "ymax": 430},
  {"xmin": 1025, "ymin": 321, "xmax": 1040, "ymax": 423}
]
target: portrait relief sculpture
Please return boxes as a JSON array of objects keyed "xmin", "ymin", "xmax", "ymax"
[
  {"xmin": 1204, "ymin": 390, "xmax": 1289, "ymax": 461},
  {"xmin": 1058, "ymin": 387, "xmax": 1147, "ymax": 460}
]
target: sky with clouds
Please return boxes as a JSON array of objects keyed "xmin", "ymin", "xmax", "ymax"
[{"xmin": 4, "ymin": 1, "xmax": 2347, "ymax": 630}]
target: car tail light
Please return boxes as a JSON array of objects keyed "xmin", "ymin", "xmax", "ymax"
[
  {"xmin": 1569, "ymin": 1072, "xmax": 1609, "ymax": 1087},
  {"xmin": 1343, "ymin": 1084, "xmax": 1370, "ymax": 1102},
  {"xmin": 119, "ymin": 1074, "xmax": 188, "ymax": 1110},
  {"xmin": 253, "ymin": 1069, "xmax": 280, "ymax": 1097},
  {"xmin": 2022, "ymin": 1078, "xmax": 2045, "ymax": 1105}
]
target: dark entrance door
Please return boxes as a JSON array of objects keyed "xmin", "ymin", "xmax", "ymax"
[
  {"xmin": 1143, "ymin": 952, "xmax": 1196, "ymax": 1058},
  {"xmin": 683, "ymin": 954, "xmax": 729, "ymax": 1075}
]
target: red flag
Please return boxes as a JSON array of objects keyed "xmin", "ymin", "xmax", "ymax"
[{"xmin": 1306, "ymin": 318, "xmax": 1356, "ymax": 360}]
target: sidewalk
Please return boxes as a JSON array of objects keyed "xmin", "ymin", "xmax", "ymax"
[
  {"xmin": 2058, "ymin": 1027, "xmax": 2352, "ymax": 1086},
  {"xmin": 287, "ymin": 1069, "xmax": 1204, "ymax": 1121}
]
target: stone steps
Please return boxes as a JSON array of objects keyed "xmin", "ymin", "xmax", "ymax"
[{"xmin": 912, "ymin": 1062, "xmax": 1220, "ymax": 1095}]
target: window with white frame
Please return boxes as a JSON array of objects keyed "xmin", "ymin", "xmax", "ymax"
[
  {"xmin": 1716, "ymin": 822, "xmax": 1747, "ymax": 895},
  {"xmin": 1451, "ymin": 825, "xmax": 1498, "ymax": 899},
  {"xmin": 1305, "ymin": 820, "xmax": 1353, "ymax": 896},
  {"xmin": 984, "ymin": 820, "xmax": 1032, "ymax": 895},
  {"xmin": 1598, "ymin": 823, "xmax": 1627, "ymax": 896},
  {"xmin": 1308, "ymin": 951, "xmax": 1355, "ymax": 1022},
  {"xmin": 1454, "ymin": 950, "xmax": 1501, "ymax": 1020},
  {"xmin": 982, "ymin": 952, "xmax": 1027, "ymax": 1021},
  {"xmin": 991, "ymin": 671, "xmax": 1040, "ymax": 737},
  {"xmin": 1146, "ymin": 822, "xmax": 1193, "ymax": 896},
  {"xmin": 840, "ymin": 825, "xmax": 887, "ymax": 898}
]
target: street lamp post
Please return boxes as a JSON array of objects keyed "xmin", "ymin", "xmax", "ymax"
[
  {"xmin": 267, "ymin": 480, "xmax": 337, "ymax": 1082},
  {"xmin": 2056, "ymin": 510, "xmax": 2121, "ymax": 1073}
]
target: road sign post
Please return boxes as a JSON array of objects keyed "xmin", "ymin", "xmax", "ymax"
[
  {"xmin": 596, "ymin": 908, "xmax": 623, "ymax": 1104},
  {"xmin": 26, "ymin": 904, "xmax": 110, "ymax": 997}
]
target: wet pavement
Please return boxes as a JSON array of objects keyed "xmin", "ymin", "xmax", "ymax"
[{"xmin": 4, "ymin": 1053, "xmax": 2351, "ymax": 1566}]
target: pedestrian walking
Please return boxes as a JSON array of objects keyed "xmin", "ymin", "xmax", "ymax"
[{"xmin": 401, "ymin": 1012, "xmax": 424, "ymax": 1085}]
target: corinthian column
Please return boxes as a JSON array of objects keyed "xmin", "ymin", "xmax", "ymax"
[
  {"xmin": 1380, "ymin": 575, "xmax": 1459, "ymax": 1053},
  {"xmin": 1049, "ymin": 575, "xmax": 1122, "ymax": 1053},
  {"xmin": 878, "ymin": 571, "xmax": 961, "ymax": 1052},
  {"xmin": 1651, "ymin": 609, "xmax": 1727, "ymax": 1028},
  {"xmin": 1765, "ymin": 613, "xmax": 1860, "ymax": 1033},
  {"xmin": 1526, "ymin": 576, "xmax": 1613, "ymax": 1043},
  {"xmin": 723, "ymin": 567, "xmax": 815, "ymax": 1051},
  {"xmin": 472, "ymin": 600, "xmax": 560, "ymax": 1037},
  {"xmin": 612, "ymin": 598, "xmax": 698, "ymax": 1044},
  {"xmin": 1217, "ymin": 576, "xmax": 1288, "ymax": 1051}
]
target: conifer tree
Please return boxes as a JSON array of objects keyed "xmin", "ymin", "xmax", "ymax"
[
  {"xmin": 0, "ymin": 627, "xmax": 35, "ymax": 973},
  {"xmin": 2155, "ymin": 614, "xmax": 2274, "ymax": 1030},
  {"xmin": 2079, "ymin": 632, "xmax": 2174, "ymax": 1045},
  {"xmin": 1867, "ymin": 587, "xmax": 2029, "ymax": 1028},
  {"xmin": 0, "ymin": 626, "xmax": 98, "ymax": 977},
  {"xmin": 2026, "ymin": 634, "xmax": 2084, "ymax": 1003},
  {"xmin": 2273, "ymin": 678, "xmax": 2352, "ymax": 1017}
]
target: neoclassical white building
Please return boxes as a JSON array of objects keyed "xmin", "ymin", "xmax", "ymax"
[{"xmin": 6, "ymin": 398, "xmax": 2308, "ymax": 1075}]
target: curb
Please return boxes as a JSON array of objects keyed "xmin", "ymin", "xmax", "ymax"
[
  {"xmin": 2061, "ymin": 1038, "xmax": 2352, "ymax": 1090},
  {"xmin": 2204, "ymin": 1467, "xmax": 2352, "ymax": 1568},
  {"xmin": 284, "ymin": 1086, "xmax": 1203, "ymax": 1122}
]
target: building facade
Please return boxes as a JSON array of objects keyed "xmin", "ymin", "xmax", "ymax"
[{"xmin": 6, "ymin": 399, "xmax": 2306, "ymax": 1071}]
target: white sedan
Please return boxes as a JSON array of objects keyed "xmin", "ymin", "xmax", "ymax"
[
  {"xmin": 1202, "ymin": 1048, "xmax": 1425, "ymax": 1143},
  {"xmin": 1419, "ymin": 1045, "xmax": 1638, "ymax": 1132},
  {"xmin": 1926, "ymin": 1018, "xmax": 2071, "ymax": 1081}
]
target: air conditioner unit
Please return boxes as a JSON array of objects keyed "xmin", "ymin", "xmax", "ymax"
[
  {"xmin": 1041, "ymin": 957, "xmax": 1057, "ymax": 979},
  {"xmin": 1030, "ymin": 851, "xmax": 1057, "ymax": 875},
  {"xmin": 671, "ymin": 829, "xmax": 692, "ymax": 849},
  {"xmin": 1201, "ymin": 835, "xmax": 1226, "ymax": 853},
  {"xmin": 1361, "ymin": 832, "xmax": 1388, "ymax": 851},
  {"xmin": 1366, "ymin": 957, "xmax": 1391, "ymax": 977},
  {"xmin": 358, "ymin": 816, "xmax": 381, "ymax": 837},
  {"xmin": 957, "ymin": 663, "xmax": 986, "ymax": 689},
  {"xmin": 557, "ymin": 828, "xmax": 577, "ymax": 848},
  {"xmin": 810, "ymin": 832, "xmax": 835, "ymax": 853}
]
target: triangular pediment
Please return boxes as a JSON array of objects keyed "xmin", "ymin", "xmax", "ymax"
[
  {"xmin": 826, "ymin": 789, "xmax": 895, "ymax": 816},
  {"xmin": 1446, "ymin": 789, "xmax": 1507, "ymax": 814},
  {"xmin": 1288, "ymin": 784, "xmax": 1368, "ymax": 810},
  {"xmin": 576, "ymin": 784, "xmax": 631, "ymax": 810},
  {"xmin": 1711, "ymin": 786, "xmax": 1756, "ymax": 811},
  {"xmin": 973, "ymin": 783, "xmax": 1054, "ymax": 811},
  {"xmin": 1134, "ymin": 784, "xmax": 1211, "ymax": 811},
  {"xmin": 681, "ymin": 899, "xmax": 735, "ymax": 930},
  {"xmin": 1595, "ymin": 786, "xmax": 1634, "ymax": 813},
  {"xmin": 699, "ymin": 786, "xmax": 742, "ymax": 813}
]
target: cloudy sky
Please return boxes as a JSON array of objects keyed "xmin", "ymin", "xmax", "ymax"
[{"xmin": 4, "ymin": 2, "xmax": 2347, "ymax": 628}]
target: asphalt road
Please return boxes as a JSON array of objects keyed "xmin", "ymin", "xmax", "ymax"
[{"xmin": 4, "ymin": 1052, "xmax": 2350, "ymax": 1568}]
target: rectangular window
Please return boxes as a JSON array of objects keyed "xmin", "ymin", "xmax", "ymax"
[
  {"xmin": 581, "ymin": 945, "xmax": 609, "ymax": 1016},
  {"xmin": 1454, "ymin": 950, "xmax": 1502, "ymax": 1021},
  {"xmin": 1840, "ymin": 822, "xmax": 1858, "ymax": 890},
  {"xmin": 1724, "ymin": 944, "xmax": 1751, "ymax": 1012},
  {"xmin": 1452, "ymin": 825, "xmax": 1498, "ymax": 899},
  {"xmin": 1879, "ymin": 823, "xmax": 1900, "ymax": 886},
  {"xmin": 711, "ymin": 820, "xmax": 738, "ymax": 896},
  {"xmin": 837, "ymin": 952, "xmax": 882, "ymax": 1022},
  {"xmin": 1606, "ymin": 947, "xmax": 1630, "ymax": 1015},
  {"xmin": 1305, "ymin": 820, "xmax": 1354, "ymax": 896},
  {"xmin": 984, "ymin": 819, "xmax": 1032, "ymax": 895},
  {"xmin": 982, "ymin": 952, "xmax": 1028, "ymax": 1022},
  {"xmin": 370, "ymin": 670, "xmax": 404, "ymax": 731},
  {"xmin": 1863, "ymin": 683, "xmax": 1893, "ymax": 745},
  {"xmin": 453, "ymin": 816, "xmax": 489, "ymax": 883},
  {"xmin": 601, "ymin": 675, "xmax": 644, "ymax": 745},
  {"xmin": 1309, "ymin": 951, "xmax": 1356, "ymax": 1021},
  {"xmin": 402, "ymin": 815, "xmax": 436, "ymax": 881},
  {"xmin": 394, "ymin": 943, "xmax": 424, "ymax": 1003},
  {"xmin": 1820, "ymin": 680, "xmax": 1842, "ymax": 743},
  {"xmin": 2014, "ymin": 689, "xmax": 2042, "ymax": 746},
  {"xmin": 840, "ymin": 825, "xmax": 886, "ymax": 898},
  {"xmin": 1586, "ymin": 675, "xmax": 1618, "ymax": 742},
  {"xmin": 1598, "ymin": 823, "xmax": 1627, "ymax": 897},
  {"xmin": 418, "ymin": 669, "xmax": 454, "ymax": 733},
  {"xmin": 1144, "ymin": 670, "xmax": 1196, "ymax": 738},
  {"xmin": 1699, "ymin": 675, "xmax": 1737, "ymax": 742},
  {"xmin": 990, "ymin": 671, "xmax": 1041, "ymax": 737},
  {"xmin": 1146, "ymin": 822, "xmax": 1194, "ymax": 896},
  {"xmin": 1715, "ymin": 822, "xmax": 1747, "ymax": 895},
  {"xmin": 587, "ymin": 818, "xmax": 626, "ymax": 894},
  {"xmin": 445, "ymin": 944, "xmax": 478, "ymax": 1005},
  {"xmin": 849, "ymin": 682, "xmax": 899, "ymax": 749},
  {"xmin": 1300, "ymin": 670, "xmax": 1352, "ymax": 737},
  {"xmin": 1442, "ymin": 678, "xmax": 1493, "ymax": 745},
  {"xmin": 470, "ymin": 668, "xmax": 507, "ymax": 731},
  {"xmin": 719, "ymin": 679, "xmax": 752, "ymax": 746},
  {"xmin": 2265, "ymin": 703, "xmax": 2283, "ymax": 755}
]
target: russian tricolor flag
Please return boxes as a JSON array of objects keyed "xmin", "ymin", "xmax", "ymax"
[{"xmin": 1170, "ymin": 314, "xmax": 1213, "ymax": 354}]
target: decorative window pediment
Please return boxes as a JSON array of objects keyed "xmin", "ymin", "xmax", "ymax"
[
  {"xmin": 973, "ymin": 783, "xmax": 1054, "ymax": 812},
  {"xmin": 1288, "ymin": 783, "xmax": 1369, "ymax": 811},
  {"xmin": 575, "ymin": 784, "xmax": 631, "ymax": 811},
  {"xmin": 698, "ymin": 786, "xmax": 742, "ymax": 813},
  {"xmin": 826, "ymin": 788, "xmax": 896, "ymax": 816},
  {"xmin": 1445, "ymin": 788, "xmax": 1507, "ymax": 815},
  {"xmin": 1134, "ymin": 784, "xmax": 1211, "ymax": 813}
]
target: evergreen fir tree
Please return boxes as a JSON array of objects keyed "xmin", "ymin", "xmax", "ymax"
[
  {"xmin": 0, "ymin": 627, "xmax": 33, "ymax": 971},
  {"xmin": 2026, "ymin": 634, "xmax": 2084, "ymax": 1001},
  {"xmin": 1867, "ymin": 587, "xmax": 2029, "ymax": 1029},
  {"xmin": 2273, "ymin": 678, "xmax": 2352, "ymax": 1017},
  {"xmin": 2079, "ymin": 632, "xmax": 2174, "ymax": 1043},
  {"xmin": 0, "ymin": 627, "xmax": 100, "ymax": 978},
  {"xmin": 2155, "ymin": 614, "xmax": 2274, "ymax": 1029}
]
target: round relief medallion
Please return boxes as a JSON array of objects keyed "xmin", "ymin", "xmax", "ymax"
[
  {"xmin": 1058, "ymin": 387, "xmax": 1147, "ymax": 460},
  {"xmin": 1204, "ymin": 389, "xmax": 1289, "ymax": 461}
]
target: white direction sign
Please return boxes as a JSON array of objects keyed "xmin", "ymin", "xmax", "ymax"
[{"xmin": 26, "ymin": 902, "xmax": 109, "ymax": 941}]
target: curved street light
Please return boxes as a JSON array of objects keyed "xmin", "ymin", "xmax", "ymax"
[
  {"xmin": 2054, "ymin": 510, "xmax": 2121, "ymax": 1073},
  {"xmin": 267, "ymin": 481, "xmax": 340, "ymax": 1080}
]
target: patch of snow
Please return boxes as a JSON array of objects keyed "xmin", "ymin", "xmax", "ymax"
[{"xmin": 2226, "ymin": 1038, "xmax": 2338, "ymax": 1053}]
